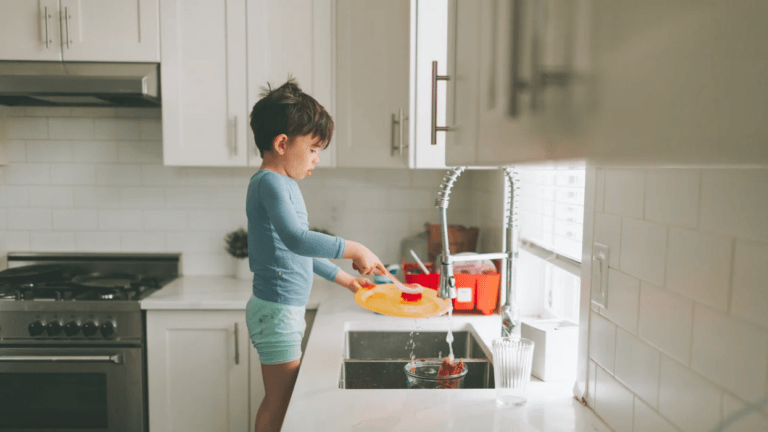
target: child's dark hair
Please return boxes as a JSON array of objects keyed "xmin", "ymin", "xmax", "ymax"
[{"xmin": 249, "ymin": 77, "xmax": 334, "ymax": 157}]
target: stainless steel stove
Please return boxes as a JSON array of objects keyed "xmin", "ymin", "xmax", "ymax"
[{"xmin": 0, "ymin": 252, "xmax": 179, "ymax": 432}]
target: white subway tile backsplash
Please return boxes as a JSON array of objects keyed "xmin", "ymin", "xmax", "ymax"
[
  {"xmin": 210, "ymin": 187, "xmax": 247, "ymax": 209},
  {"xmin": 30, "ymin": 232, "xmax": 76, "ymax": 252},
  {"xmin": 25, "ymin": 140, "xmax": 73, "ymax": 162},
  {"xmin": 5, "ymin": 231, "xmax": 31, "ymax": 251},
  {"xmin": 94, "ymin": 118, "xmax": 141, "ymax": 140},
  {"xmin": 0, "ymin": 209, "xmax": 5, "ymax": 230},
  {"xmin": 166, "ymin": 188, "xmax": 210, "ymax": 208},
  {"xmin": 48, "ymin": 118, "xmax": 94, "ymax": 140},
  {"xmin": 633, "ymin": 397, "xmax": 679, "ymax": 432},
  {"xmin": 121, "ymin": 232, "xmax": 166, "ymax": 252},
  {"xmin": 140, "ymin": 119, "xmax": 162, "ymax": 140},
  {"xmin": 620, "ymin": 218, "xmax": 667, "ymax": 286},
  {"xmin": 98, "ymin": 210, "xmax": 143, "ymax": 231},
  {"xmin": 71, "ymin": 141, "xmax": 118, "ymax": 163},
  {"xmin": 181, "ymin": 253, "xmax": 232, "ymax": 275},
  {"xmin": 603, "ymin": 169, "xmax": 645, "ymax": 218},
  {"xmin": 141, "ymin": 165, "xmax": 187, "ymax": 186},
  {"xmin": 666, "ymin": 228, "xmax": 732, "ymax": 311},
  {"xmin": 96, "ymin": 164, "xmax": 143, "ymax": 186},
  {"xmin": 366, "ymin": 169, "xmax": 412, "ymax": 188},
  {"xmin": 70, "ymin": 107, "xmax": 116, "ymax": 118},
  {"xmin": 0, "ymin": 186, "xmax": 29, "ymax": 207},
  {"xmin": 73, "ymin": 187, "xmax": 121, "ymax": 208},
  {"xmin": 143, "ymin": 210, "xmax": 187, "ymax": 231},
  {"xmin": 7, "ymin": 209, "xmax": 51, "ymax": 230},
  {"xmin": 25, "ymin": 107, "xmax": 70, "ymax": 117},
  {"xmin": 638, "ymin": 282, "xmax": 693, "ymax": 365},
  {"xmin": 117, "ymin": 141, "xmax": 163, "ymax": 164},
  {"xmin": 594, "ymin": 168, "xmax": 606, "ymax": 213},
  {"xmin": 594, "ymin": 365, "xmax": 634, "ymax": 432},
  {"xmin": 590, "ymin": 312, "xmax": 617, "ymax": 373},
  {"xmin": 167, "ymin": 232, "xmax": 211, "ymax": 253},
  {"xmin": 659, "ymin": 355, "xmax": 722, "ymax": 432},
  {"xmin": 188, "ymin": 210, "xmax": 235, "ymax": 231},
  {"xmin": 53, "ymin": 210, "xmax": 98, "ymax": 230},
  {"xmin": 115, "ymin": 107, "xmax": 161, "ymax": 119},
  {"xmin": 6, "ymin": 140, "xmax": 27, "ymax": 162},
  {"xmin": 5, "ymin": 163, "xmax": 50, "ymax": 185},
  {"xmin": 723, "ymin": 393, "xmax": 768, "ymax": 432},
  {"xmin": 75, "ymin": 232, "xmax": 121, "ymax": 252},
  {"xmin": 28, "ymin": 186, "xmax": 73, "ymax": 208},
  {"xmin": 601, "ymin": 269, "xmax": 640, "ymax": 334},
  {"xmin": 730, "ymin": 240, "xmax": 768, "ymax": 331},
  {"xmin": 700, "ymin": 169, "xmax": 768, "ymax": 243},
  {"xmin": 644, "ymin": 169, "xmax": 699, "ymax": 228},
  {"xmin": 594, "ymin": 213, "xmax": 621, "ymax": 269},
  {"xmin": 119, "ymin": 187, "xmax": 165, "ymax": 209},
  {"xmin": 50, "ymin": 164, "xmax": 96, "ymax": 185},
  {"xmin": 615, "ymin": 328, "xmax": 661, "ymax": 407},
  {"xmin": 6, "ymin": 117, "xmax": 48, "ymax": 139},
  {"xmin": 691, "ymin": 305, "xmax": 768, "ymax": 401}
]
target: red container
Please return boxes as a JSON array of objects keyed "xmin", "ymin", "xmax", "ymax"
[{"xmin": 402, "ymin": 261, "xmax": 500, "ymax": 315}]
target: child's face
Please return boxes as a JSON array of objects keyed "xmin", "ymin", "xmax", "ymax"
[{"xmin": 283, "ymin": 134, "xmax": 322, "ymax": 180}]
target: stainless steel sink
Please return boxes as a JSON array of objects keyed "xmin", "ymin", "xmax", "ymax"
[{"xmin": 339, "ymin": 330, "xmax": 494, "ymax": 389}]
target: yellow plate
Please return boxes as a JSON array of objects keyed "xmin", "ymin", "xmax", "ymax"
[{"xmin": 354, "ymin": 283, "xmax": 451, "ymax": 318}]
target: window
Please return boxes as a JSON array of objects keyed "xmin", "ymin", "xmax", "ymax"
[{"xmin": 515, "ymin": 165, "xmax": 585, "ymax": 323}]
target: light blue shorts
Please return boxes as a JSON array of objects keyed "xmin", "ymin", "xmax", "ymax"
[{"xmin": 245, "ymin": 295, "xmax": 306, "ymax": 365}]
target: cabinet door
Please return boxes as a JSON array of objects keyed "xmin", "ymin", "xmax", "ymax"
[
  {"xmin": 147, "ymin": 310, "xmax": 250, "ymax": 432},
  {"xmin": 0, "ymin": 0, "xmax": 62, "ymax": 61},
  {"xmin": 246, "ymin": 0, "xmax": 335, "ymax": 168},
  {"xmin": 444, "ymin": 0, "xmax": 482, "ymax": 167},
  {"xmin": 160, "ymin": 0, "xmax": 248, "ymax": 166},
  {"xmin": 58, "ymin": 0, "xmax": 159, "ymax": 62},
  {"xmin": 409, "ymin": 0, "xmax": 449, "ymax": 169},
  {"xmin": 335, "ymin": 0, "xmax": 411, "ymax": 168}
]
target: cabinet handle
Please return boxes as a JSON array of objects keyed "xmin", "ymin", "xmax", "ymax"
[
  {"xmin": 232, "ymin": 116, "xmax": 239, "ymax": 156},
  {"xmin": 391, "ymin": 108, "xmax": 408, "ymax": 156},
  {"xmin": 234, "ymin": 322, "xmax": 240, "ymax": 365},
  {"xmin": 431, "ymin": 61, "xmax": 451, "ymax": 145},
  {"xmin": 43, "ymin": 7, "xmax": 51, "ymax": 49},
  {"xmin": 63, "ymin": 6, "xmax": 72, "ymax": 49}
]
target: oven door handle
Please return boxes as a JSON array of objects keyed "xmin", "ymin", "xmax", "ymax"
[{"xmin": 0, "ymin": 354, "xmax": 123, "ymax": 364}]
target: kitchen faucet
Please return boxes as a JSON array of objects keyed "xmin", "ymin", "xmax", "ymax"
[{"xmin": 435, "ymin": 166, "xmax": 520, "ymax": 337}]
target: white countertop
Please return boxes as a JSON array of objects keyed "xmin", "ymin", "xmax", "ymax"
[{"xmin": 141, "ymin": 276, "xmax": 609, "ymax": 431}]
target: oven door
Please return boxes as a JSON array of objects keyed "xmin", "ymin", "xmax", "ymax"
[{"xmin": 0, "ymin": 347, "xmax": 144, "ymax": 432}]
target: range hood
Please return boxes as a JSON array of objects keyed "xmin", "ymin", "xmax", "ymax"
[{"xmin": 0, "ymin": 62, "xmax": 160, "ymax": 107}]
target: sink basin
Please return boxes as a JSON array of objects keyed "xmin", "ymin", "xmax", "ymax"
[{"xmin": 339, "ymin": 330, "xmax": 494, "ymax": 389}]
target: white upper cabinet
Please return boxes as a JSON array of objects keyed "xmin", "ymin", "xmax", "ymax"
[
  {"xmin": 445, "ymin": 0, "xmax": 768, "ymax": 167},
  {"xmin": 160, "ymin": 0, "xmax": 248, "ymax": 166},
  {"xmin": 335, "ymin": 0, "xmax": 411, "ymax": 169},
  {"xmin": 246, "ymin": 0, "xmax": 335, "ymax": 168},
  {"xmin": 0, "ymin": 0, "xmax": 159, "ymax": 62},
  {"xmin": 59, "ymin": 0, "xmax": 160, "ymax": 62},
  {"xmin": 0, "ymin": 0, "xmax": 63, "ymax": 61}
]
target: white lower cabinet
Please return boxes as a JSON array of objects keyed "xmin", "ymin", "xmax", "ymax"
[{"xmin": 147, "ymin": 310, "xmax": 257, "ymax": 432}]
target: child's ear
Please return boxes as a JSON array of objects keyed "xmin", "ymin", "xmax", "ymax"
[{"xmin": 273, "ymin": 134, "xmax": 288, "ymax": 155}]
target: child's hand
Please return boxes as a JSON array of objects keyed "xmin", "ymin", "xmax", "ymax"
[
  {"xmin": 345, "ymin": 277, "xmax": 375, "ymax": 294},
  {"xmin": 344, "ymin": 241, "xmax": 387, "ymax": 276}
]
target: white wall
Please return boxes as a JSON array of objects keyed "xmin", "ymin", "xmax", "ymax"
[
  {"xmin": 584, "ymin": 167, "xmax": 768, "ymax": 432},
  {"xmin": 0, "ymin": 106, "xmax": 472, "ymax": 275}
]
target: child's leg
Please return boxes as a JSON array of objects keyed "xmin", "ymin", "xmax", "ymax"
[{"xmin": 255, "ymin": 359, "xmax": 301, "ymax": 432}]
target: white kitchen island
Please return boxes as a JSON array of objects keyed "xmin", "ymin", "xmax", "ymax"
[{"xmin": 142, "ymin": 276, "xmax": 610, "ymax": 432}]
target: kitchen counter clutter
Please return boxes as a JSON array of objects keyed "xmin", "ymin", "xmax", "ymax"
[{"xmin": 141, "ymin": 276, "xmax": 609, "ymax": 431}]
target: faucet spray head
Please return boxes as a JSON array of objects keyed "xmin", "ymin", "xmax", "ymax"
[{"xmin": 437, "ymin": 259, "xmax": 456, "ymax": 300}]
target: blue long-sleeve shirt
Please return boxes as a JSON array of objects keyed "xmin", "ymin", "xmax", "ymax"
[{"xmin": 246, "ymin": 169, "xmax": 345, "ymax": 306}]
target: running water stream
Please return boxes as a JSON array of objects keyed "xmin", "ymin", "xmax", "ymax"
[{"xmin": 446, "ymin": 305, "xmax": 454, "ymax": 360}]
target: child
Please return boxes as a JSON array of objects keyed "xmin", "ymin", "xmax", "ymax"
[{"xmin": 246, "ymin": 78, "xmax": 386, "ymax": 432}]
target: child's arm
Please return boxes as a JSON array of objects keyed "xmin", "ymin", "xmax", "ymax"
[
  {"xmin": 259, "ymin": 174, "xmax": 345, "ymax": 259},
  {"xmin": 313, "ymin": 257, "xmax": 374, "ymax": 293}
]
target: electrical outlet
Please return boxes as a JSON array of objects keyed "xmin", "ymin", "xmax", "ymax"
[{"xmin": 591, "ymin": 243, "xmax": 609, "ymax": 308}]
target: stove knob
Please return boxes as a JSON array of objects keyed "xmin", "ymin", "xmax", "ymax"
[
  {"xmin": 28, "ymin": 320, "xmax": 45, "ymax": 337},
  {"xmin": 46, "ymin": 321, "xmax": 62, "ymax": 336},
  {"xmin": 64, "ymin": 321, "xmax": 81, "ymax": 336},
  {"xmin": 82, "ymin": 321, "xmax": 99, "ymax": 337},
  {"xmin": 100, "ymin": 321, "xmax": 116, "ymax": 338}
]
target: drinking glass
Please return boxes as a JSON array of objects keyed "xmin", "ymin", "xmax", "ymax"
[{"xmin": 492, "ymin": 337, "xmax": 535, "ymax": 407}]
